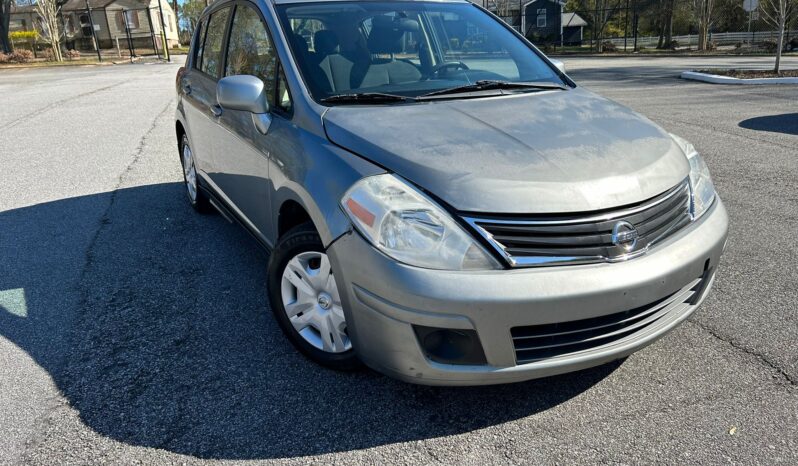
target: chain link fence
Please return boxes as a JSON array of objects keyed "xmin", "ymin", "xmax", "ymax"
[{"xmin": 481, "ymin": 0, "xmax": 798, "ymax": 53}]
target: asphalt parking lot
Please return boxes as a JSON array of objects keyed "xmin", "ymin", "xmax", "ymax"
[{"xmin": 1, "ymin": 55, "xmax": 797, "ymax": 464}]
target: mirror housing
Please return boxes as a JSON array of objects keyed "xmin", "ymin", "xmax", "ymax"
[
  {"xmin": 217, "ymin": 75, "xmax": 272, "ymax": 134},
  {"xmin": 549, "ymin": 59, "xmax": 566, "ymax": 74}
]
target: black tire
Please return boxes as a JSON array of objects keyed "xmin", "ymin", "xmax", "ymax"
[
  {"xmin": 179, "ymin": 134, "xmax": 211, "ymax": 213},
  {"xmin": 267, "ymin": 222, "xmax": 361, "ymax": 370}
]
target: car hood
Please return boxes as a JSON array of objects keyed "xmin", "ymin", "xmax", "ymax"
[{"xmin": 322, "ymin": 87, "xmax": 690, "ymax": 214}]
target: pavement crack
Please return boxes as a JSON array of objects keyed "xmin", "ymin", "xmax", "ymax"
[
  {"xmin": 686, "ymin": 319, "xmax": 797, "ymax": 388},
  {"xmin": 0, "ymin": 81, "xmax": 127, "ymax": 131},
  {"xmin": 79, "ymin": 99, "xmax": 174, "ymax": 278}
]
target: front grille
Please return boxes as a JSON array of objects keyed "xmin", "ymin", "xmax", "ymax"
[
  {"xmin": 463, "ymin": 180, "xmax": 692, "ymax": 267},
  {"xmin": 510, "ymin": 277, "xmax": 704, "ymax": 365}
]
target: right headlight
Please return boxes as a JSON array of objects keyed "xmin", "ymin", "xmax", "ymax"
[
  {"xmin": 671, "ymin": 134, "xmax": 716, "ymax": 220},
  {"xmin": 340, "ymin": 174, "xmax": 501, "ymax": 270}
]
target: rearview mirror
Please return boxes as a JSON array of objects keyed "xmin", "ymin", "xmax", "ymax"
[
  {"xmin": 217, "ymin": 75, "xmax": 271, "ymax": 134},
  {"xmin": 549, "ymin": 59, "xmax": 566, "ymax": 74}
]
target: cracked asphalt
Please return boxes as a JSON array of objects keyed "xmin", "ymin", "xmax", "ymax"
[{"xmin": 1, "ymin": 55, "xmax": 797, "ymax": 464}]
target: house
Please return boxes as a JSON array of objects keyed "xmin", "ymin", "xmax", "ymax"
[
  {"xmin": 560, "ymin": 12, "xmax": 587, "ymax": 45},
  {"xmin": 478, "ymin": 0, "xmax": 586, "ymax": 46},
  {"xmin": 521, "ymin": 1, "xmax": 587, "ymax": 45},
  {"xmin": 9, "ymin": 0, "xmax": 180, "ymax": 52}
]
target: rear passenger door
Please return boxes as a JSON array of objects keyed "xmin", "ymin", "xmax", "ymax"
[
  {"xmin": 180, "ymin": 6, "xmax": 232, "ymax": 182},
  {"xmin": 213, "ymin": 1, "xmax": 293, "ymax": 246}
]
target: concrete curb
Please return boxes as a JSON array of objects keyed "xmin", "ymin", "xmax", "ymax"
[{"xmin": 681, "ymin": 71, "xmax": 798, "ymax": 84}]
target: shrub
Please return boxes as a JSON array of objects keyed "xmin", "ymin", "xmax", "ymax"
[
  {"xmin": 763, "ymin": 39, "xmax": 778, "ymax": 53},
  {"xmin": 601, "ymin": 41, "xmax": 617, "ymax": 52},
  {"xmin": 66, "ymin": 49, "xmax": 81, "ymax": 59},
  {"xmin": 0, "ymin": 52, "xmax": 9, "ymax": 63},
  {"xmin": 9, "ymin": 49, "xmax": 34, "ymax": 63},
  {"xmin": 10, "ymin": 30, "xmax": 38, "ymax": 41},
  {"xmin": 43, "ymin": 47, "xmax": 55, "ymax": 61}
]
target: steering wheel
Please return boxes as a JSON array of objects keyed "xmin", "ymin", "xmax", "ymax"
[{"xmin": 425, "ymin": 61, "xmax": 470, "ymax": 79}]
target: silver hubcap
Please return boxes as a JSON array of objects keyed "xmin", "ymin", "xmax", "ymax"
[
  {"xmin": 280, "ymin": 251, "xmax": 351, "ymax": 353},
  {"xmin": 181, "ymin": 142, "xmax": 197, "ymax": 202}
]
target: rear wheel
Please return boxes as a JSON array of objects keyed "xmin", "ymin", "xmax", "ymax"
[
  {"xmin": 267, "ymin": 222, "xmax": 360, "ymax": 370},
  {"xmin": 179, "ymin": 134, "xmax": 211, "ymax": 212}
]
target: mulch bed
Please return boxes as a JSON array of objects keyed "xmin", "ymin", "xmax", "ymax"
[{"xmin": 698, "ymin": 69, "xmax": 798, "ymax": 79}]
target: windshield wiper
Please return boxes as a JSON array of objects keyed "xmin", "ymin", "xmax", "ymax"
[
  {"xmin": 418, "ymin": 80, "xmax": 568, "ymax": 98},
  {"xmin": 320, "ymin": 92, "xmax": 415, "ymax": 104}
]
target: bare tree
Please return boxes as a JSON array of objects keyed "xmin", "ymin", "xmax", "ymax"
[
  {"xmin": 574, "ymin": 0, "xmax": 624, "ymax": 52},
  {"xmin": 692, "ymin": 0, "xmax": 715, "ymax": 50},
  {"xmin": 34, "ymin": 0, "xmax": 62, "ymax": 61},
  {"xmin": 760, "ymin": 0, "xmax": 797, "ymax": 73}
]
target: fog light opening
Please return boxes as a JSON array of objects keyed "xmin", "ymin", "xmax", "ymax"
[{"xmin": 413, "ymin": 326, "xmax": 487, "ymax": 365}]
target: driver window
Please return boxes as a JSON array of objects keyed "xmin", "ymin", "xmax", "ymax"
[{"xmin": 225, "ymin": 5, "xmax": 277, "ymax": 108}]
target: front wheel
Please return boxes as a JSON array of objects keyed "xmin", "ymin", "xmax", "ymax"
[{"xmin": 267, "ymin": 223, "xmax": 360, "ymax": 370}]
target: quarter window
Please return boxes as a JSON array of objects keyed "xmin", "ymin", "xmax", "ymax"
[
  {"xmin": 193, "ymin": 17, "xmax": 208, "ymax": 70},
  {"xmin": 201, "ymin": 8, "xmax": 231, "ymax": 78}
]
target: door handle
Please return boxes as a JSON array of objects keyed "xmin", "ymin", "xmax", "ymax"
[
  {"xmin": 182, "ymin": 83, "xmax": 191, "ymax": 95},
  {"xmin": 211, "ymin": 105, "xmax": 223, "ymax": 117}
]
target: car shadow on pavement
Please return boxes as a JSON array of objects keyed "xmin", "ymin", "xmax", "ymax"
[
  {"xmin": 739, "ymin": 113, "xmax": 798, "ymax": 136},
  {"xmin": 0, "ymin": 182, "xmax": 620, "ymax": 459}
]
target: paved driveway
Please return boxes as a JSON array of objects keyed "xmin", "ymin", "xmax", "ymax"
[{"xmin": 1, "ymin": 55, "xmax": 796, "ymax": 464}]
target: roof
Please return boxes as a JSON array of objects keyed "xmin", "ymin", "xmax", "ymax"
[{"xmin": 561, "ymin": 12, "xmax": 587, "ymax": 27}]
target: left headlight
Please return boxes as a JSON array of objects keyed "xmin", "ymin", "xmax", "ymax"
[
  {"xmin": 671, "ymin": 134, "xmax": 716, "ymax": 220},
  {"xmin": 341, "ymin": 174, "xmax": 501, "ymax": 270}
]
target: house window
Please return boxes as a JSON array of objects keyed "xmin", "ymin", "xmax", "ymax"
[
  {"xmin": 116, "ymin": 10, "xmax": 140, "ymax": 30},
  {"xmin": 537, "ymin": 9, "xmax": 546, "ymax": 28}
]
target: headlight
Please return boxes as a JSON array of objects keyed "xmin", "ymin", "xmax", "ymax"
[
  {"xmin": 341, "ymin": 174, "xmax": 501, "ymax": 270},
  {"xmin": 671, "ymin": 134, "xmax": 716, "ymax": 220}
]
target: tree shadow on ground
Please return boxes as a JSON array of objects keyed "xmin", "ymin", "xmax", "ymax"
[
  {"xmin": 739, "ymin": 113, "xmax": 798, "ymax": 136},
  {"xmin": 0, "ymin": 182, "xmax": 620, "ymax": 459}
]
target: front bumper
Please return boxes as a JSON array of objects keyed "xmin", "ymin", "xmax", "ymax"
[{"xmin": 327, "ymin": 199, "xmax": 729, "ymax": 386}]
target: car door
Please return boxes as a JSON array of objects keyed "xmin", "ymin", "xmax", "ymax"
[
  {"xmin": 213, "ymin": 1, "xmax": 290, "ymax": 246},
  {"xmin": 180, "ymin": 6, "xmax": 232, "ymax": 184}
]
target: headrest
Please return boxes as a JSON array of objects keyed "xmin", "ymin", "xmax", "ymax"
[
  {"xmin": 291, "ymin": 33, "xmax": 308, "ymax": 54},
  {"xmin": 367, "ymin": 15, "xmax": 419, "ymax": 54},
  {"xmin": 314, "ymin": 30, "xmax": 340, "ymax": 56}
]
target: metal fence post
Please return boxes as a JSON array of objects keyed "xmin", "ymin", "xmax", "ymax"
[
  {"xmin": 145, "ymin": 7, "xmax": 161, "ymax": 59},
  {"xmin": 85, "ymin": 0, "xmax": 102, "ymax": 62},
  {"xmin": 157, "ymin": 0, "xmax": 170, "ymax": 62},
  {"xmin": 122, "ymin": 8, "xmax": 135, "ymax": 60}
]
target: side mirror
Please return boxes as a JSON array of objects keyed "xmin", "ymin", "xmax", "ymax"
[
  {"xmin": 216, "ymin": 75, "xmax": 271, "ymax": 134},
  {"xmin": 549, "ymin": 59, "xmax": 566, "ymax": 74}
]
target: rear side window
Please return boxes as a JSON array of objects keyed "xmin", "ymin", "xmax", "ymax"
[
  {"xmin": 201, "ymin": 8, "xmax": 231, "ymax": 78},
  {"xmin": 193, "ymin": 17, "xmax": 209, "ymax": 70}
]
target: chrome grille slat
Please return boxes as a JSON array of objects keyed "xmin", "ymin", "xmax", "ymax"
[
  {"xmin": 464, "ymin": 179, "xmax": 692, "ymax": 267},
  {"xmin": 512, "ymin": 278, "xmax": 702, "ymax": 364}
]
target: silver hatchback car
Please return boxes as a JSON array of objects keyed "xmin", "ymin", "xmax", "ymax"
[{"xmin": 175, "ymin": 0, "xmax": 728, "ymax": 385}]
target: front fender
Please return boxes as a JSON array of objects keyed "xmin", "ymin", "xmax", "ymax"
[{"xmin": 270, "ymin": 129, "xmax": 384, "ymax": 247}]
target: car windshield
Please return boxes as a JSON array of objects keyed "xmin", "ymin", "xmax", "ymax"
[{"xmin": 275, "ymin": 1, "xmax": 566, "ymax": 103}]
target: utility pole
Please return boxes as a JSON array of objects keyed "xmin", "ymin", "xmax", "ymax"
[
  {"xmin": 84, "ymin": 0, "xmax": 102, "ymax": 62},
  {"xmin": 157, "ymin": 0, "xmax": 170, "ymax": 61}
]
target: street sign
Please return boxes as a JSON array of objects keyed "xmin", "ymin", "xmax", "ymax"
[{"xmin": 743, "ymin": 0, "xmax": 758, "ymax": 12}]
